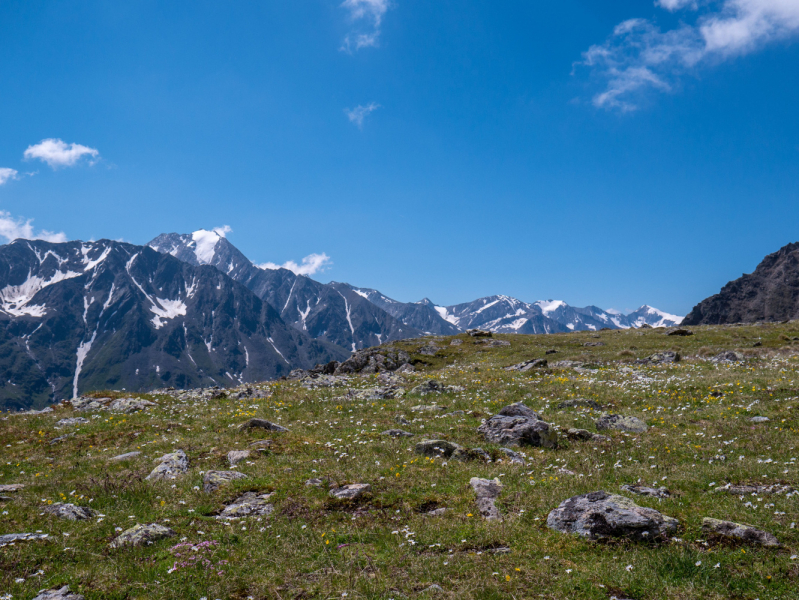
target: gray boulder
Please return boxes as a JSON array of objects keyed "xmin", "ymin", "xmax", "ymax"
[
  {"xmin": 109, "ymin": 398, "xmax": 156, "ymax": 413},
  {"xmin": 467, "ymin": 329, "xmax": 492, "ymax": 337},
  {"xmin": 335, "ymin": 347, "xmax": 411, "ymax": 375},
  {"xmin": 595, "ymin": 413, "xmax": 648, "ymax": 434},
  {"xmin": 470, "ymin": 477, "xmax": 503, "ymax": 521},
  {"xmin": 715, "ymin": 483, "xmax": 795, "ymax": 496},
  {"xmin": 227, "ymin": 450, "xmax": 250, "ymax": 466},
  {"xmin": 566, "ymin": 428, "xmax": 609, "ymax": 442},
  {"xmin": 477, "ymin": 414, "xmax": 556, "ymax": 448},
  {"xmin": 497, "ymin": 402, "xmax": 541, "ymax": 419},
  {"xmin": 109, "ymin": 523, "xmax": 175, "ymax": 548},
  {"xmin": 711, "ymin": 350, "xmax": 745, "ymax": 363},
  {"xmin": 547, "ymin": 491, "xmax": 679, "ymax": 541},
  {"xmin": 621, "ymin": 484, "xmax": 670, "ymax": 498},
  {"xmin": 557, "ymin": 398, "xmax": 602, "ymax": 410},
  {"xmin": 71, "ymin": 397, "xmax": 111, "ymax": 412},
  {"xmin": 410, "ymin": 379, "xmax": 464, "ymax": 396},
  {"xmin": 418, "ymin": 344, "xmax": 440, "ymax": 356},
  {"xmin": 218, "ymin": 492, "xmax": 274, "ymax": 519},
  {"xmin": 0, "ymin": 484, "xmax": 25, "ymax": 493},
  {"xmin": 329, "ymin": 484, "xmax": 371, "ymax": 500},
  {"xmin": 499, "ymin": 447, "xmax": 526, "ymax": 465},
  {"xmin": 452, "ymin": 447, "xmax": 491, "ymax": 462},
  {"xmin": 44, "ymin": 503, "xmax": 95, "ymax": 521},
  {"xmin": 411, "ymin": 404, "xmax": 448, "ymax": 412},
  {"xmin": 702, "ymin": 518, "xmax": 779, "ymax": 547},
  {"xmin": 749, "ymin": 416, "xmax": 770, "ymax": 423},
  {"xmin": 0, "ymin": 532, "xmax": 49, "ymax": 546},
  {"xmin": 504, "ymin": 358, "xmax": 547, "ymax": 372},
  {"xmin": 203, "ymin": 470, "xmax": 248, "ymax": 493},
  {"xmin": 415, "ymin": 440, "xmax": 462, "ymax": 458},
  {"xmin": 381, "ymin": 429, "xmax": 414, "ymax": 438},
  {"xmin": 238, "ymin": 418, "xmax": 289, "ymax": 432},
  {"xmin": 55, "ymin": 417, "xmax": 88, "ymax": 427},
  {"xmin": 32, "ymin": 586, "xmax": 85, "ymax": 600},
  {"xmin": 640, "ymin": 352, "xmax": 680, "ymax": 364},
  {"xmin": 145, "ymin": 450, "xmax": 188, "ymax": 481}
]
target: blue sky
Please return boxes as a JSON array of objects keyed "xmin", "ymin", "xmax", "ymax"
[{"xmin": 1, "ymin": 0, "xmax": 798, "ymax": 315}]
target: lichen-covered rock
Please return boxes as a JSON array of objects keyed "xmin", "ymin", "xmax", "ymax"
[
  {"xmin": 329, "ymin": 483, "xmax": 371, "ymax": 500},
  {"xmin": 504, "ymin": 358, "xmax": 547, "ymax": 372},
  {"xmin": 381, "ymin": 429, "xmax": 414, "ymax": 437},
  {"xmin": 477, "ymin": 413, "xmax": 556, "ymax": 448},
  {"xmin": 227, "ymin": 450, "xmax": 250, "ymax": 466},
  {"xmin": 715, "ymin": 483, "xmax": 795, "ymax": 496},
  {"xmin": 547, "ymin": 491, "xmax": 679, "ymax": 541},
  {"xmin": 109, "ymin": 398, "xmax": 156, "ymax": 413},
  {"xmin": 470, "ymin": 477, "xmax": 502, "ymax": 521},
  {"xmin": 44, "ymin": 502, "xmax": 96, "ymax": 520},
  {"xmin": 711, "ymin": 350, "xmax": 745, "ymax": 363},
  {"xmin": 499, "ymin": 447, "xmax": 526, "ymax": 465},
  {"xmin": 451, "ymin": 447, "xmax": 491, "ymax": 462},
  {"xmin": 335, "ymin": 347, "xmax": 411, "ymax": 375},
  {"xmin": 109, "ymin": 523, "xmax": 175, "ymax": 548},
  {"xmin": 497, "ymin": 402, "xmax": 541, "ymax": 420},
  {"xmin": 32, "ymin": 586, "xmax": 85, "ymax": 600},
  {"xmin": 203, "ymin": 470, "xmax": 248, "ymax": 493},
  {"xmin": 55, "ymin": 417, "xmax": 89, "ymax": 427},
  {"xmin": 557, "ymin": 398, "xmax": 602, "ymax": 410},
  {"xmin": 0, "ymin": 484, "xmax": 25, "ymax": 493},
  {"xmin": 145, "ymin": 450, "xmax": 188, "ymax": 481},
  {"xmin": 238, "ymin": 418, "xmax": 289, "ymax": 432},
  {"xmin": 0, "ymin": 532, "xmax": 49, "ymax": 546},
  {"xmin": 620, "ymin": 484, "xmax": 670, "ymax": 498},
  {"xmin": 218, "ymin": 492, "xmax": 274, "ymax": 519},
  {"xmin": 702, "ymin": 518, "xmax": 780, "ymax": 547},
  {"xmin": 595, "ymin": 413, "xmax": 648, "ymax": 434},
  {"xmin": 749, "ymin": 416, "xmax": 770, "ymax": 423},
  {"xmin": 415, "ymin": 440, "xmax": 462, "ymax": 458}
]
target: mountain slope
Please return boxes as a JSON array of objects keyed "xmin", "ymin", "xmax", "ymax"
[
  {"xmin": 683, "ymin": 242, "xmax": 799, "ymax": 325},
  {"xmin": 149, "ymin": 231, "xmax": 423, "ymax": 351},
  {"xmin": 0, "ymin": 239, "xmax": 345, "ymax": 410}
]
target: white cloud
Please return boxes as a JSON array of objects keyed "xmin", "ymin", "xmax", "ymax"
[
  {"xmin": 212, "ymin": 225, "xmax": 232, "ymax": 237},
  {"xmin": 23, "ymin": 138, "xmax": 100, "ymax": 168},
  {"xmin": 0, "ymin": 168, "xmax": 18, "ymax": 186},
  {"xmin": 579, "ymin": 0, "xmax": 799, "ymax": 110},
  {"xmin": 259, "ymin": 253, "xmax": 332, "ymax": 276},
  {"xmin": 345, "ymin": 102, "xmax": 381, "ymax": 128},
  {"xmin": 340, "ymin": 0, "xmax": 391, "ymax": 51},
  {"xmin": 0, "ymin": 211, "xmax": 67, "ymax": 244}
]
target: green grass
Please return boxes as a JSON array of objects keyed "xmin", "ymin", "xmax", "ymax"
[{"xmin": 2, "ymin": 323, "xmax": 799, "ymax": 599}]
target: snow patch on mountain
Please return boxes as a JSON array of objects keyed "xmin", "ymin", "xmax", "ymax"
[
  {"xmin": 0, "ymin": 269, "xmax": 82, "ymax": 317},
  {"xmin": 191, "ymin": 229, "xmax": 223, "ymax": 264},
  {"xmin": 535, "ymin": 299, "xmax": 566, "ymax": 314}
]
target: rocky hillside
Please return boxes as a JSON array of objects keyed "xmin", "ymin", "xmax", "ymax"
[
  {"xmin": 0, "ymin": 239, "xmax": 345, "ymax": 410},
  {"xmin": 683, "ymin": 242, "xmax": 799, "ymax": 325},
  {"xmin": 2, "ymin": 323, "xmax": 798, "ymax": 599}
]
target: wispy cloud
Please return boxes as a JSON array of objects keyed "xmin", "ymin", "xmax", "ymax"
[
  {"xmin": 212, "ymin": 225, "xmax": 232, "ymax": 237},
  {"xmin": 0, "ymin": 168, "xmax": 18, "ymax": 186},
  {"xmin": 24, "ymin": 138, "xmax": 100, "ymax": 168},
  {"xmin": 345, "ymin": 102, "xmax": 381, "ymax": 128},
  {"xmin": 0, "ymin": 211, "xmax": 67, "ymax": 244},
  {"xmin": 259, "ymin": 253, "xmax": 332, "ymax": 277},
  {"xmin": 579, "ymin": 0, "xmax": 799, "ymax": 111},
  {"xmin": 340, "ymin": 0, "xmax": 391, "ymax": 52}
]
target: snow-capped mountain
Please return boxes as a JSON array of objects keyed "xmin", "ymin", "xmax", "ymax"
[
  {"xmin": 0, "ymin": 239, "xmax": 344, "ymax": 410},
  {"xmin": 149, "ymin": 231, "xmax": 422, "ymax": 353}
]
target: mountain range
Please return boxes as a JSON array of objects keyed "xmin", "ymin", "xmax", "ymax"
[{"xmin": 0, "ymin": 229, "xmax": 683, "ymax": 409}]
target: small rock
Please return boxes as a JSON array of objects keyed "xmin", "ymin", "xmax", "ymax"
[
  {"xmin": 583, "ymin": 342, "xmax": 605, "ymax": 347},
  {"xmin": 421, "ymin": 584, "xmax": 444, "ymax": 594},
  {"xmin": 467, "ymin": 329, "xmax": 492, "ymax": 337},
  {"xmin": 418, "ymin": 344, "xmax": 440, "ymax": 356},
  {"xmin": 480, "ymin": 339, "xmax": 511, "ymax": 347},
  {"xmin": 711, "ymin": 350, "xmax": 745, "ymax": 363},
  {"xmin": 227, "ymin": 450, "xmax": 251, "ymax": 466},
  {"xmin": 15, "ymin": 406, "xmax": 54, "ymax": 416},
  {"xmin": 55, "ymin": 417, "xmax": 88, "ymax": 427},
  {"xmin": 667, "ymin": 328, "xmax": 694, "ymax": 336},
  {"xmin": 621, "ymin": 484, "xmax": 670, "ymax": 498},
  {"xmin": 382, "ymin": 429, "xmax": 414, "ymax": 438},
  {"xmin": 477, "ymin": 404, "xmax": 556, "ymax": 448},
  {"xmin": 329, "ymin": 483, "xmax": 371, "ymax": 500},
  {"xmin": 238, "ymin": 418, "xmax": 289, "ymax": 432},
  {"xmin": 0, "ymin": 484, "xmax": 25, "ymax": 493},
  {"xmin": 498, "ymin": 402, "xmax": 541, "ymax": 419},
  {"xmin": 566, "ymin": 428, "xmax": 609, "ymax": 442},
  {"xmin": 452, "ymin": 447, "xmax": 491, "ymax": 462},
  {"xmin": 0, "ymin": 532, "xmax": 49, "ymax": 546},
  {"xmin": 50, "ymin": 433, "xmax": 74, "ymax": 445},
  {"xmin": 749, "ymin": 416, "xmax": 770, "ymax": 423},
  {"xmin": 639, "ymin": 352, "xmax": 680, "ymax": 364},
  {"xmin": 715, "ymin": 483, "xmax": 795, "ymax": 496},
  {"xmin": 595, "ymin": 413, "xmax": 648, "ymax": 434},
  {"xmin": 425, "ymin": 508, "xmax": 449, "ymax": 517},
  {"xmin": 411, "ymin": 404, "xmax": 448, "ymax": 412},
  {"xmin": 203, "ymin": 470, "xmax": 248, "ymax": 493},
  {"xmin": 557, "ymin": 398, "xmax": 602, "ymax": 410},
  {"xmin": 498, "ymin": 447, "xmax": 526, "ymax": 465},
  {"xmin": 547, "ymin": 491, "xmax": 679, "ymax": 541},
  {"xmin": 109, "ymin": 398, "xmax": 156, "ymax": 413},
  {"xmin": 545, "ymin": 349, "xmax": 558, "ymax": 355},
  {"xmin": 145, "ymin": 450, "xmax": 188, "ymax": 481},
  {"xmin": 504, "ymin": 358, "xmax": 547, "ymax": 372},
  {"xmin": 32, "ymin": 586, "xmax": 85, "ymax": 600},
  {"xmin": 394, "ymin": 415, "xmax": 411, "ymax": 426},
  {"xmin": 305, "ymin": 478, "xmax": 325, "ymax": 487},
  {"xmin": 450, "ymin": 339, "xmax": 463, "ymax": 346},
  {"xmin": 109, "ymin": 451, "xmax": 142, "ymax": 462},
  {"xmin": 410, "ymin": 379, "xmax": 464, "ymax": 395},
  {"xmin": 71, "ymin": 397, "xmax": 111, "ymax": 412},
  {"xmin": 109, "ymin": 523, "xmax": 175, "ymax": 548},
  {"xmin": 415, "ymin": 440, "xmax": 462, "ymax": 458},
  {"xmin": 44, "ymin": 503, "xmax": 95, "ymax": 521},
  {"xmin": 219, "ymin": 492, "xmax": 274, "ymax": 518},
  {"xmin": 702, "ymin": 518, "xmax": 779, "ymax": 547},
  {"xmin": 248, "ymin": 440, "xmax": 273, "ymax": 449},
  {"xmin": 470, "ymin": 477, "xmax": 503, "ymax": 521}
]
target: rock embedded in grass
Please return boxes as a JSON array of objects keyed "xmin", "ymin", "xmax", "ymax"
[
  {"xmin": 32, "ymin": 586, "xmax": 85, "ymax": 600},
  {"xmin": 504, "ymin": 358, "xmax": 547, "ymax": 372},
  {"xmin": 557, "ymin": 398, "xmax": 602, "ymax": 410},
  {"xmin": 109, "ymin": 523, "xmax": 175, "ymax": 548},
  {"xmin": 470, "ymin": 477, "xmax": 503, "ymax": 521},
  {"xmin": 499, "ymin": 447, "xmax": 525, "ymax": 465},
  {"xmin": 410, "ymin": 379, "xmax": 464, "ymax": 396},
  {"xmin": 218, "ymin": 492, "xmax": 274, "ymax": 518},
  {"xmin": 109, "ymin": 397, "xmax": 156, "ymax": 413},
  {"xmin": 477, "ymin": 403, "xmax": 556, "ymax": 448},
  {"xmin": 0, "ymin": 532, "xmax": 49, "ymax": 547},
  {"xmin": 715, "ymin": 483, "xmax": 795, "ymax": 496},
  {"xmin": 620, "ymin": 484, "xmax": 670, "ymax": 498},
  {"xmin": 0, "ymin": 484, "xmax": 25, "ymax": 493},
  {"xmin": 203, "ymin": 470, "xmax": 248, "ymax": 493},
  {"xmin": 55, "ymin": 417, "xmax": 89, "ymax": 427},
  {"xmin": 329, "ymin": 483, "xmax": 371, "ymax": 500},
  {"xmin": 702, "ymin": 518, "xmax": 780, "ymax": 547},
  {"xmin": 546, "ymin": 491, "xmax": 679, "ymax": 541},
  {"xmin": 566, "ymin": 428, "xmax": 609, "ymax": 442},
  {"xmin": 711, "ymin": 350, "xmax": 745, "ymax": 363},
  {"xmin": 227, "ymin": 450, "xmax": 250, "ymax": 466},
  {"xmin": 749, "ymin": 416, "xmax": 770, "ymax": 423},
  {"xmin": 108, "ymin": 451, "xmax": 142, "ymax": 462},
  {"xmin": 381, "ymin": 429, "xmax": 414, "ymax": 437},
  {"xmin": 595, "ymin": 413, "xmax": 648, "ymax": 434},
  {"xmin": 639, "ymin": 352, "xmax": 680, "ymax": 364},
  {"xmin": 452, "ymin": 447, "xmax": 491, "ymax": 462},
  {"xmin": 44, "ymin": 502, "xmax": 96, "ymax": 521},
  {"xmin": 238, "ymin": 418, "xmax": 289, "ymax": 432},
  {"xmin": 415, "ymin": 439, "xmax": 463, "ymax": 458},
  {"xmin": 145, "ymin": 449, "xmax": 188, "ymax": 481}
]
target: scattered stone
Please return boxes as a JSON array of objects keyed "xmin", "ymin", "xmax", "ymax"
[
  {"xmin": 109, "ymin": 451, "xmax": 142, "ymax": 462},
  {"xmin": 479, "ymin": 339, "xmax": 511, "ymax": 347},
  {"xmin": 394, "ymin": 415, "xmax": 412, "ymax": 426},
  {"xmin": 504, "ymin": 358, "xmax": 547, "ymax": 372},
  {"xmin": 583, "ymin": 342, "xmax": 605, "ymax": 347},
  {"xmin": 425, "ymin": 508, "xmax": 449, "ymax": 517},
  {"xmin": 639, "ymin": 352, "xmax": 680, "ymax": 364},
  {"xmin": 595, "ymin": 413, "xmax": 648, "ymax": 434},
  {"xmin": 557, "ymin": 398, "xmax": 602, "ymax": 410},
  {"xmin": 32, "ymin": 586, "xmax": 85, "ymax": 600},
  {"xmin": 335, "ymin": 347, "xmax": 411, "ymax": 375},
  {"xmin": 545, "ymin": 349, "xmax": 558, "ymax": 355},
  {"xmin": 329, "ymin": 484, "xmax": 371, "ymax": 500},
  {"xmin": 444, "ymin": 410, "xmax": 466, "ymax": 417},
  {"xmin": 145, "ymin": 450, "xmax": 188, "ymax": 481},
  {"xmin": 478, "ymin": 404, "xmax": 556, "ymax": 448},
  {"xmin": 71, "ymin": 397, "xmax": 112, "ymax": 412},
  {"xmin": 44, "ymin": 503, "xmax": 95, "ymax": 520},
  {"xmin": 450, "ymin": 339, "xmax": 463, "ymax": 346},
  {"xmin": 55, "ymin": 417, "xmax": 88, "ymax": 427},
  {"xmin": 415, "ymin": 440, "xmax": 462, "ymax": 458},
  {"xmin": 14, "ymin": 406, "xmax": 54, "ymax": 416},
  {"xmin": 238, "ymin": 418, "xmax": 289, "ymax": 432},
  {"xmin": 551, "ymin": 360, "xmax": 584, "ymax": 368},
  {"xmin": 248, "ymin": 440, "xmax": 273, "ymax": 449},
  {"xmin": 410, "ymin": 379, "xmax": 464, "ymax": 395},
  {"xmin": 467, "ymin": 329, "xmax": 492, "ymax": 337},
  {"xmin": 109, "ymin": 397, "xmax": 156, "ymax": 413},
  {"xmin": 109, "ymin": 523, "xmax": 176, "ymax": 548},
  {"xmin": 565, "ymin": 428, "xmax": 609, "ymax": 442},
  {"xmin": 305, "ymin": 478, "xmax": 325, "ymax": 487},
  {"xmin": 421, "ymin": 584, "xmax": 444, "ymax": 595},
  {"xmin": 499, "ymin": 447, "xmax": 526, "ymax": 465},
  {"xmin": 418, "ymin": 344, "xmax": 440, "ymax": 356},
  {"xmin": 702, "ymin": 518, "xmax": 779, "ymax": 547},
  {"xmin": 621, "ymin": 484, "xmax": 670, "ymax": 498},
  {"xmin": 219, "ymin": 492, "xmax": 274, "ymax": 519},
  {"xmin": 715, "ymin": 483, "xmax": 795, "ymax": 496},
  {"xmin": 470, "ymin": 477, "xmax": 503, "ymax": 521},
  {"xmin": 227, "ymin": 450, "xmax": 250, "ymax": 466},
  {"xmin": 667, "ymin": 328, "xmax": 694, "ymax": 336},
  {"xmin": 203, "ymin": 470, "xmax": 248, "ymax": 493},
  {"xmin": 749, "ymin": 416, "xmax": 770, "ymax": 423},
  {"xmin": 50, "ymin": 433, "xmax": 74, "ymax": 445},
  {"xmin": 547, "ymin": 491, "xmax": 679, "ymax": 541},
  {"xmin": 490, "ymin": 546, "xmax": 511, "ymax": 554},
  {"xmin": 382, "ymin": 429, "xmax": 414, "ymax": 438},
  {"xmin": 0, "ymin": 532, "xmax": 49, "ymax": 546},
  {"xmin": 452, "ymin": 447, "xmax": 491, "ymax": 462},
  {"xmin": 0, "ymin": 484, "xmax": 25, "ymax": 493},
  {"xmin": 711, "ymin": 350, "xmax": 745, "ymax": 363},
  {"xmin": 411, "ymin": 404, "xmax": 447, "ymax": 412}
]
